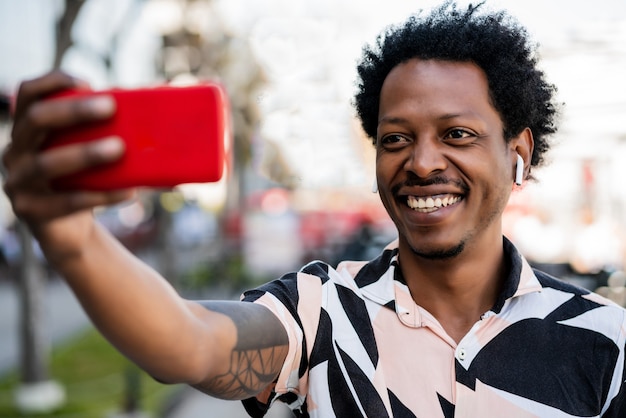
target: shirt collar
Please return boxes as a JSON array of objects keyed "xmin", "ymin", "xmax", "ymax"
[{"xmin": 356, "ymin": 237, "xmax": 542, "ymax": 315}]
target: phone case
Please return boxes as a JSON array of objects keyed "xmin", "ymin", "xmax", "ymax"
[{"xmin": 42, "ymin": 83, "xmax": 230, "ymax": 190}]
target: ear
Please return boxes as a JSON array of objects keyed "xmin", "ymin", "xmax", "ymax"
[{"xmin": 510, "ymin": 127, "xmax": 534, "ymax": 184}]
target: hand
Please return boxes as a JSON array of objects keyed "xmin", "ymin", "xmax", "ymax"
[{"xmin": 2, "ymin": 71, "xmax": 134, "ymax": 261}]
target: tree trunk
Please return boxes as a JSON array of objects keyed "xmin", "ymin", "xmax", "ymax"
[
  {"xmin": 16, "ymin": 221, "xmax": 48, "ymax": 383},
  {"xmin": 13, "ymin": 0, "xmax": 86, "ymax": 412},
  {"xmin": 53, "ymin": 0, "xmax": 85, "ymax": 69}
]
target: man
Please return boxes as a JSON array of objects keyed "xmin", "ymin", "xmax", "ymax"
[{"xmin": 3, "ymin": 2, "xmax": 625, "ymax": 417}]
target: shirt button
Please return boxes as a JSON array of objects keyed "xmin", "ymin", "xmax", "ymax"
[{"xmin": 458, "ymin": 348, "xmax": 466, "ymax": 361}]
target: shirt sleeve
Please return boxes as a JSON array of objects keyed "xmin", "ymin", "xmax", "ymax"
[
  {"xmin": 240, "ymin": 269, "xmax": 324, "ymax": 415},
  {"xmin": 601, "ymin": 308, "xmax": 626, "ymax": 417}
]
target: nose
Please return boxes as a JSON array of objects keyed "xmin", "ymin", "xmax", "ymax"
[{"xmin": 403, "ymin": 138, "xmax": 447, "ymax": 178}]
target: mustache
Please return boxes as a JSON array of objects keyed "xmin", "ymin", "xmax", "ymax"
[{"xmin": 391, "ymin": 175, "xmax": 469, "ymax": 196}]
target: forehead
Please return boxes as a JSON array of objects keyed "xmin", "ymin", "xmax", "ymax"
[{"xmin": 379, "ymin": 59, "xmax": 498, "ymax": 122}]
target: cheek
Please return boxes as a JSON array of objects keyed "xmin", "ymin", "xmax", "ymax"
[
  {"xmin": 376, "ymin": 181, "xmax": 396, "ymax": 212},
  {"xmin": 480, "ymin": 172, "xmax": 513, "ymax": 212},
  {"xmin": 376, "ymin": 152, "xmax": 404, "ymax": 179},
  {"xmin": 374, "ymin": 166, "xmax": 400, "ymax": 217},
  {"xmin": 458, "ymin": 156, "xmax": 510, "ymax": 204}
]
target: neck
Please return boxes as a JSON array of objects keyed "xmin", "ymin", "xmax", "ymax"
[{"xmin": 398, "ymin": 234, "xmax": 506, "ymax": 343}]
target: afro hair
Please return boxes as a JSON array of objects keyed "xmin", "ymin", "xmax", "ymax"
[{"xmin": 353, "ymin": 1, "xmax": 560, "ymax": 168}]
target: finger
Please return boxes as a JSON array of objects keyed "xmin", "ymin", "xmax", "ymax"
[
  {"xmin": 10, "ymin": 189, "xmax": 136, "ymax": 223},
  {"xmin": 13, "ymin": 71, "xmax": 90, "ymax": 120},
  {"xmin": 5, "ymin": 137, "xmax": 125, "ymax": 188},
  {"xmin": 11, "ymin": 94, "xmax": 116, "ymax": 153},
  {"xmin": 42, "ymin": 136, "xmax": 125, "ymax": 179}
]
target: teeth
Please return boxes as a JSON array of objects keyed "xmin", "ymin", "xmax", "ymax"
[{"xmin": 407, "ymin": 194, "xmax": 461, "ymax": 211}]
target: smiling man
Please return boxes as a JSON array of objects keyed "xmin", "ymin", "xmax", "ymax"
[
  {"xmin": 3, "ymin": 1, "xmax": 626, "ymax": 418},
  {"xmin": 373, "ymin": 58, "xmax": 526, "ymax": 343}
]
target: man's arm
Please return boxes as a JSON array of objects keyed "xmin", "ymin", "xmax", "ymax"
[
  {"xmin": 2, "ymin": 71, "xmax": 288, "ymax": 399},
  {"xmin": 58, "ymin": 222, "xmax": 288, "ymax": 398},
  {"xmin": 192, "ymin": 301, "xmax": 289, "ymax": 399}
]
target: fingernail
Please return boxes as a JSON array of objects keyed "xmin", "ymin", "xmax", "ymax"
[
  {"xmin": 95, "ymin": 137, "xmax": 124, "ymax": 157},
  {"xmin": 87, "ymin": 96, "xmax": 115, "ymax": 116},
  {"xmin": 70, "ymin": 77, "xmax": 90, "ymax": 89},
  {"xmin": 115, "ymin": 188, "xmax": 137, "ymax": 201}
]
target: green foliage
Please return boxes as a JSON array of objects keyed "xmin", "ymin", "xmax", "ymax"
[{"xmin": 0, "ymin": 328, "xmax": 181, "ymax": 417}]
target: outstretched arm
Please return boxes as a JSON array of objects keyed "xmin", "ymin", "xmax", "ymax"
[
  {"xmin": 192, "ymin": 301, "xmax": 289, "ymax": 399},
  {"xmin": 2, "ymin": 71, "xmax": 288, "ymax": 399},
  {"xmin": 56, "ymin": 221, "xmax": 288, "ymax": 398}
]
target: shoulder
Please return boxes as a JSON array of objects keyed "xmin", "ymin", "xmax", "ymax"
[
  {"xmin": 530, "ymin": 268, "xmax": 626, "ymax": 338},
  {"xmin": 534, "ymin": 268, "xmax": 625, "ymax": 310},
  {"xmin": 532, "ymin": 268, "xmax": 592, "ymax": 295}
]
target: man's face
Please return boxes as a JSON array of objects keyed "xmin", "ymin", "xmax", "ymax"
[{"xmin": 376, "ymin": 59, "xmax": 514, "ymax": 260}]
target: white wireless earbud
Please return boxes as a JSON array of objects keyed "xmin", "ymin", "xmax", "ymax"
[
  {"xmin": 515, "ymin": 153, "xmax": 524, "ymax": 186},
  {"xmin": 371, "ymin": 178, "xmax": 378, "ymax": 193}
]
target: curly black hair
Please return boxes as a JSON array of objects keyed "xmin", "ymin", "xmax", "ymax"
[{"xmin": 354, "ymin": 1, "xmax": 560, "ymax": 168}]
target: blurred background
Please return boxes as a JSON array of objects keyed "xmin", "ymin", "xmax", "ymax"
[{"xmin": 0, "ymin": 0, "xmax": 624, "ymax": 417}]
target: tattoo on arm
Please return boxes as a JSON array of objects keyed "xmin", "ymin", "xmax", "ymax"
[{"xmin": 192, "ymin": 301, "xmax": 289, "ymax": 399}]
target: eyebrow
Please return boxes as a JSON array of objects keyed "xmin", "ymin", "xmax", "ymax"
[
  {"xmin": 378, "ymin": 113, "xmax": 464, "ymax": 125},
  {"xmin": 377, "ymin": 116, "xmax": 407, "ymax": 125}
]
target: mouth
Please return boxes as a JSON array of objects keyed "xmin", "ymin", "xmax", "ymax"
[{"xmin": 406, "ymin": 194, "xmax": 463, "ymax": 213}]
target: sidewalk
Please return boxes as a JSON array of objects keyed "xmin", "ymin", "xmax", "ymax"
[{"xmin": 165, "ymin": 387, "xmax": 294, "ymax": 418}]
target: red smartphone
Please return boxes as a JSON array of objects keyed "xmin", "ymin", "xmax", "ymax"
[{"xmin": 42, "ymin": 83, "xmax": 230, "ymax": 190}]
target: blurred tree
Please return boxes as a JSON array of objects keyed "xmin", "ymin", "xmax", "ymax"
[
  {"xmin": 14, "ymin": 1, "xmax": 86, "ymax": 412},
  {"xmin": 155, "ymin": 0, "xmax": 266, "ymax": 279},
  {"xmin": 0, "ymin": 94, "xmax": 9, "ymax": 121},
  {"xmin": 13, "ymin": 0, "xmax": 265, "ymax": 409},
  {"xmin": 54, "ymin": 0, "xmax": 86, "ymax": 69},
  {"xmin": 14, "ymin": 0, "xmax": 156, "ymax": 414},
  {"xmin": 56, "ymin": 3, "xmax": 154, "ymax": 416}
]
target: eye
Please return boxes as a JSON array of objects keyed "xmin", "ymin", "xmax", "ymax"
[
  {"xmin": 379, "ymin": 134, "xmax": 411, "ymax": 149},
  {"xmin": 443, "ymin": 128, "xmax": 475, "ymax": 143}
]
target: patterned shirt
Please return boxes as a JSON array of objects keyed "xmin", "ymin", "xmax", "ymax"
[{"xmin": 241, "ymin": 238, "xmax": 626, "ymax": 417}]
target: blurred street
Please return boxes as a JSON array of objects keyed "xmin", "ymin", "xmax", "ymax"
[
  {"xmin": 0, "ymin": 280, "xmax": 89, "ymax": 376},
  {"xmin": 0, "ymin": 248, "xmax": 293, "ymax": 418},
  {"xmin": 164, "ymin": 387, "xmax": 293, "ymax": 418}
]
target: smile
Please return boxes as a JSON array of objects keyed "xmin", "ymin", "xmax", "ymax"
[{"xmin": 407, "ymin": 194, "xmax": 463, "ymax": 213}]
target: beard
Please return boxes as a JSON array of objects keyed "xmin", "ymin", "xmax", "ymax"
[{"xmin": 410, "ymin": 240, "xmax": 466, "ymax": 260}]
